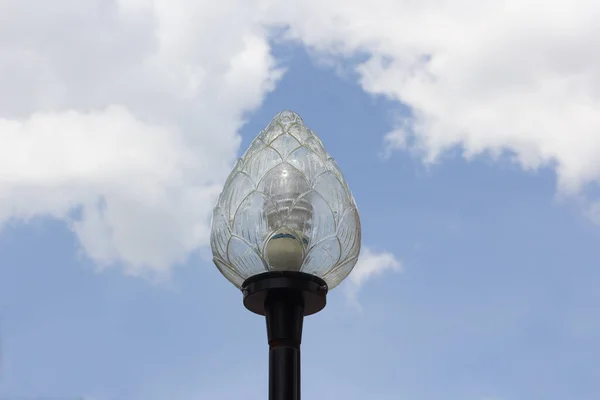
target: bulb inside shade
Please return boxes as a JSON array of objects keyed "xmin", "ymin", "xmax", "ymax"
[
  {"xmin": 262, "ymin": 163, "xmax": 312, "ymax": 271},
  {"xmin": 265, "ymin": 231, "xmax": 304, "ymax": 270}
]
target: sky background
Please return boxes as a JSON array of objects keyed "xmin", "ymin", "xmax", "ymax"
[{"xmin": 1, "ymin": 1, "xmax": 600, "ymax": 399}]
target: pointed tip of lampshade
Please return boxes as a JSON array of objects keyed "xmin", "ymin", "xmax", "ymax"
[{"xmin": 273, "ymin": 110, "xmax": 305, "ymax": 127}]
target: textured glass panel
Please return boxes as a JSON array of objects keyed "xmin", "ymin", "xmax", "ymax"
[
  {"xmin": 221, "ymin": 158, "xmax": 243, "ymax": 191},
  {"xmin": 259, "ymin": 120, "xmax": 284, "ymax": 143},
  {"xmin": 293, "ymin": 191, "xmax": 335, "ymax": 248},
  {"xmin": 301, "ymin": 236, "xmax": 341, "ymax": 275},
  {"xmin": 243, "ymin": 146, "xmax": 282, "ymax": 185},
  {"xmin": 313, "ymin": 171, "xmax": 351, "ymax": 220},
  {"xmin": 305, "ymin": 136, "xmax": 328, "ymax": 161},
  {"xmin": 325, "ymin": 157, "xmax": 348, "ymax": 186},
  {"xmin": 312, "ymin": 132, "xmax": 326, "ymax": 148},
  {"xmin": 218, "ymin": 172, "xmax": 254, "ymax": 222},
  {"xmin": 270, "ymin": 133, "xmax": 302, "ymax": 159},
  {"xmin": 288, "ymin": 122, "xmax": 311, "ymax": 143},
  {"xmin": 227, "ymin": 236, "xmax": 265, "ymax": 276},
  {"xmin": 210, "ymin": 111, "xmax": 361, "ymax": 289},
  {"xmin": 337, "ymin": 207, "xmax": 360, "ymax": 263},
  {"xmin": 288, "ymin": 146, "xmax": 327, "ymax": 183},
  {"xmin": 210, "ymin": 206, "xmax": 230, "ymax": 260},
  {"xmin": 322, "ymin": 256, "xmax": 359, "ymax": 289},
  {"xmin": 232, "ymin": 191, "xmax": 270, "ymax": 251},
  {"xmin": 242, "ymin": 138, "xmax": 266, "ymax": 161},
  {"xmin": 214, "ymin": 257, "xmax": 244, "ymax": 287}
]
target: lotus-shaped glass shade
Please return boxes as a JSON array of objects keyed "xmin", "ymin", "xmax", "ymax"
[{"xmin": 210, "ymin": 111, "xmax": 361, "ymax": 289}]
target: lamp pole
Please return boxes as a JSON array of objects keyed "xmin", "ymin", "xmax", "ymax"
[{"xmin": 243, "ymin": 271, "xmax": 327, "ymax": 400}]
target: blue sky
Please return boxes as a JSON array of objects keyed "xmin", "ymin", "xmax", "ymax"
[{"xmin": 1, "ymin": 1, "xmax": 600, "ymax": 399}]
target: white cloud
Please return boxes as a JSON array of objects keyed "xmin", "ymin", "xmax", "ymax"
[
  {"xmin": 0, "ymin": 0, "xmax": 282, "ymax": 276},
  {"xmin": 261, "ymin": 0, "xmax": 600, "ymax": 197},
  {"xmin": 0, "ymin": 106, "xmax": 210, "ymax": 273},
  {"xmin": 345, "ymin": 248, "xmax": 402, "ymax": 308}
]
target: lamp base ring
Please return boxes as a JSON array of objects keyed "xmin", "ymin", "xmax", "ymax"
[{"xmin": 242, "ymin": 271, "xmax": 328, "ymax": 316}]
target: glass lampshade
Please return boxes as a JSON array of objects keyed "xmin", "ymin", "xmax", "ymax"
[{"xmin": 210, "ymin": 111, "xmax": 361, "ymax": 289}]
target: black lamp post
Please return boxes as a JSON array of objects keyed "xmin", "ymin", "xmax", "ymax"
[{"xmin": 210, "ymin": 111, "xmax": 361, "ymax": 400}]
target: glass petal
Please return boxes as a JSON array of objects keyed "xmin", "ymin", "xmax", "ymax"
[
  {"xmin": 322, "ymin": 256, "xmax": 359, "ymax": 289},
  {"xmin": 260, "ymin": 120, "xmax": 284, "ymax": 143},
  {"xmin": 242, "ymin": 138, "xmax": 266, "ymax": 161},
  {"xmin": 232, "ymin": 191, "xmax": 270, "ymax": 251},
  {"xmin": 222, "ymin": 158, "xmax": 243, "ymax": 189},
  {"xmin": 325, "ymin": 157, "xmax": 348, "ymax": 186},
  {"xmin": 227, "ymin": 235, "xmax": 266, "ymax": 277},
  {"xmin": 287, "ymin": 122, "xmax": 311, "ymax": 144},
  {"xmin": 288, "ymin": 146, "xmax": 327, "ymax": 183},
  {"xmin": 336, "ymin": 207, "xmax": 360, "ymax": 262},
  {"xmin": 213, "ymin": 257, "xmax": 244, "ymax": 288},
  {"xmin": 210, "ymin": 206, "xmax": 230, "ymax": 261},
  {"xmin": 305, "ymin": 136, "xmax": 328, "ymax": 161},
  {"xmin": 292, "ymin": 191, "xmax": 335, "ymax": 248},
  {"xmin": 270, "ymin": 133, "xmax": 302, "ymax": 159},
  {"xmin": 313, "ymin": 171, "xmax": 351, "ymax": 218},
  {"xmin": 243, "ymin": 146, "xmax": 282, "ymax": 184},
  {"xmin": 219, "ymin": 171, "xmax": 254, "ymax": 222},
  {"xmin": 301, "ymin": 236, "xmax": 341, "ymax": 276},
  {"xmin": 312, "ymin": 131, "xmax": 325, "ymax": 148}
]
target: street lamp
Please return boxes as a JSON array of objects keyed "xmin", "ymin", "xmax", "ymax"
[{"xmin": 210, "ymin": 110, "xmax": 361, "ymax": 400}]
